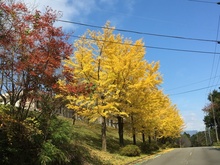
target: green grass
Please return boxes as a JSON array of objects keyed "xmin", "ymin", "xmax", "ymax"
[{"xmin": 61, "ymin": 117, "xmax": 171, "ymax": 165}]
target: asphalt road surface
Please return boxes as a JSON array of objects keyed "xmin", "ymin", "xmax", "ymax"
[{"xmin": 140, "ymin": 147, "xmax": 220, "ymax": 165}]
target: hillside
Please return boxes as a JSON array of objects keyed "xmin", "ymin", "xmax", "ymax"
[{"xmin": 65, "ymin": 117, "xmax": 172, "ymax": 165}]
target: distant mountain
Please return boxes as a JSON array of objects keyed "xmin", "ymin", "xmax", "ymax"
[{"xmin": 183, "ymin": 130, "xmax": 198, "ymax": 136}]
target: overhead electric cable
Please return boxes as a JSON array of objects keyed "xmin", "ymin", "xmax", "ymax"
[
  {"xmin": 189, "ymin": 0, "xmax": 220, "ymax": 4},
  {"xmin": 57, "ymin": 19, "xmax": 219, "ymax": 43},
  {"xmin": 169, "ymin": 84, "xmax": 220, "ymax": 96},
  {"xmin": 206, "ymin": 16, "xmax": 220, "ymax": 96},
  {"xmin": 166, "ymin": 75, "xmax": 220, "ymax": 91},
  {"xmin": 70, "ymin": 35, "xmax": 220, "ymax": 54},
  {"xmin": 212, "ymin": 16, "xmax": 220, "ymax": 89}
]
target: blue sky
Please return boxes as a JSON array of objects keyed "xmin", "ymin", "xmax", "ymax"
[{"xmin": 20, "ymin": 0, "xmax": 220, "ymax": 131}]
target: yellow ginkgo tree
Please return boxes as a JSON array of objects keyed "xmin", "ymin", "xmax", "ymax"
[
  {"xmin": 121, "ymin": 63, "xmax": 162, "ymax": 145},
  {"xmin": 126, "ymin": 88, "xmax": 184, "ymax": 145},
  {"xmin": 156, "ymin": 94, "xmax": 185, "ymax": 139},
  {"xmin": 57, "ymin": 22, "xmax": 184, "ymax": 151}
]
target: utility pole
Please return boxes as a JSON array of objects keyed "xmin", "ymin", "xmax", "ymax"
[
  {"xmin": 190, "ymin": 0, "xmax": 220, "ymax": 143},
  {"xmin": 208, "ymin": 127, "xmax": 212, "ymax": 145},
  {"xmin": 210, "ymin": 94, "xmax": 219, "ymax": 143},
  {"xmin": 205, "ymin": 127, "xmax": 208, "ymax": 146}
]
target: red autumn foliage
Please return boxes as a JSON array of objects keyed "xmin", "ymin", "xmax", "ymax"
[
  {"xmin": 58, "ymin": 82, "xmax": 96, "ymax": 97},
  {"xmin": 57, "ymin": 65, "xmax": 96, "ymax": 96},
  {"xmin": 0, "ymin": 1, "xmax": 72, "ymax": 113}
]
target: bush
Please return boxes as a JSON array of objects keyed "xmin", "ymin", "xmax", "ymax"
[
  {"xmin": 0, "ymin": 108, "xmax": 75, "ymax": 165},
  {"xmin": 119, "ymin": 145, "xmax": 141, "ymax": 157},
  {"xmin": 213, "ymin": 142, "xmax": 220, "ymax": 146},
  {"xmin": 38, "ymin": 116, "xmax": 74, "ymax": 165},
  {"xmin": 0, "ymin": 105, "xmax": 41, "ymax": 165},
  {"xmin": 160, "ymin": 142, "xmax": 172, "ymax": 149},
  {"xmin": 140, "ymin": 142, "xmax": 159, "ymax": 154}
]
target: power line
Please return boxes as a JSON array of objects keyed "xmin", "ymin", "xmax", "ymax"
[
  {"xmin": 206, "ymin": 16, "xmax": 220, "ymax": 97},
  {"xmin": 57, "ymin": 19, "xmax": 220, "ymax": 43},
  {"xmin": 57, "ymin": 19, "xmax": 220, "ymax": 97},
  {"xmin": 166, "ymin": 75, "xmax": 220, "ymax": 91},
  {"xmin": 70, "ymin": 34, "xmax": 220, "ymax": 95},
  {"xmin": 211, "ymin": 16, "xmax": 220, "ymax": 89},
  {"xmin": 189, "ymin": 0, "xmax": 220, "ymax": 5},
  {"xmin": 70, "ymin": 35, "xmax": 220, "ymax": 55},
  {"xmin": 169, "ymin": 84, "xmax": 220, "ymax": 96}
]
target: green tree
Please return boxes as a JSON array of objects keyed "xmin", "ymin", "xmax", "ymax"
[
  {"xmin": 203, "ymin": 90, "xmax": 220, "ymax": 143},
  {"xmin": 190, "ymin": 131, "xmax": 208, "ymax": 147},
  {"xmin": 179, "ymin": 132, "xmax": 191, "ymax": 147}
]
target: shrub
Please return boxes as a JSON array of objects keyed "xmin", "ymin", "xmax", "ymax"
[
  {"xmin": 140, "ymin": 143, "xmax": 151, "ymax": 154},
  {"xmin": 0, "ymin": 112, "xmax": 75, "ymax": 165},
  {"xmin": 38, "ymin": 116, "xmax": 74, "ymax": 165},
  {"xmin": 213, "ymin": 142, "xmax": 220, "ymax": 146},
  {"xmin": 160, "ymin": 142, "xmax": 172, "ymax": 149},
  {"xmin": 0, "ymin": 105, "xmax": 41, "ymax": 165},
  {"xmin": 140, "ymin": 142, "xmax": 159, "ymax": 154},
  {"xmin": 119, "ymin": 145, "xmax": 141, "ymax": 157}
]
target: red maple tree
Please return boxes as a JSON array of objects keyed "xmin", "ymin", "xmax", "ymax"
[{"xmin": 0, "ymin": 1, "xmax": 73, "ymax": 120}]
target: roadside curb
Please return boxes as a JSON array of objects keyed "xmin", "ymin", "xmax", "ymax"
[{"xmin": 125, "ymin": 148, "xmax": 174, "ymax": 165}]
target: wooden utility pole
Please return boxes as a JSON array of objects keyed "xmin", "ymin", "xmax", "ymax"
[{"xmin": 211, "ymin": 94, "xmax": 219, "ymax": 143}]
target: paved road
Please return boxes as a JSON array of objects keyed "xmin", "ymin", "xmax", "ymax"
[{"xmin": 139, "ymin": 147, "xmax": 220, "ymax": 165}]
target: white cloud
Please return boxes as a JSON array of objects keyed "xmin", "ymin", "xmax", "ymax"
[
  {"xmin": 22, "ymin": 0, "xmax": 96, "ymax": 17},
  {"xmin": 182, "ymin": 111, "xmax": 205, "ymax": 131},
  {"xmin": 14, "ymin": 0, "xmax": 137, "ymax": 31},
  {"xmin": 15, "ymin": 0, "xmax": 97, "ymax": 30}
]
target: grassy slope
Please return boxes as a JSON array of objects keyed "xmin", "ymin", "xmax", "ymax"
[{"xmin": 62, "ymin": 117, "xmax": 171, "ymax": 165}]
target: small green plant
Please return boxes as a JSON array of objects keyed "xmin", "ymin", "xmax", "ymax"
[{"xmin": 119, "ymin": 145, "xmax": 141, "ymax": 157}]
